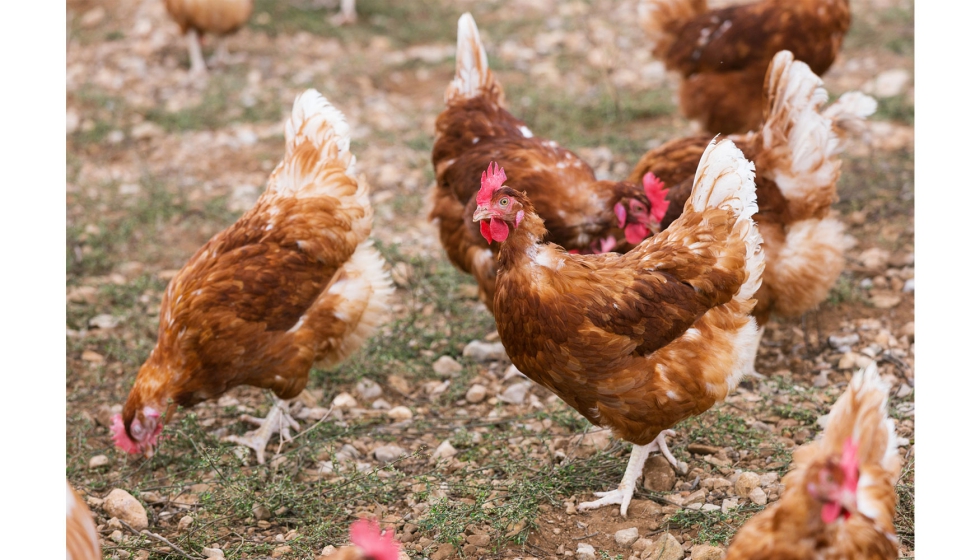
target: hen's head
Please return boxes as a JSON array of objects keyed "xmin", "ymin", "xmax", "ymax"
[
  {"xmin": 613, "ymin": 173, "xmax": 669, "ymax": 244},
  {"xmin": 112, "ymin": 366, "xmax": 166, "ymax": 457},
  {"xmin": 349, "ymin": 518, "xmax": 401, "ymax": 560},
  {"xmin": 472, "ymin": 162, "xmax": 530, "ymax": 244},
  {"xmin": 806, "ymin": 437, "xmax": 860, "ymax": 524}
]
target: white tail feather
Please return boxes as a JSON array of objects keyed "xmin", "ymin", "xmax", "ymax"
[
  {"xmin": 446, "ymin": 13, "xmax": 493, "ymax": 102},
  {"xmin": 760, "ymin": 51, "xmax": 840, "ymax": 203},
  {"xmin": 822, "ymin": 91, "xmax": 878, "ymax": 146},
  {"xmin": 314, "ymin": 241, "xmax": 395, "ymax": 368},
  {"xmin": 689, "ymin": 138, "xmax": 764, "ymax": 305}
]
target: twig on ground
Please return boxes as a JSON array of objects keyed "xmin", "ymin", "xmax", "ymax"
[{"xmin": 119, "ymin": 519, "xmax": 201, "ymax": 560}]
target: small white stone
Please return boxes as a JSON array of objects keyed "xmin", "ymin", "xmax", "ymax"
[
  {"xmin": 614, "ymin": 527, "xmax": 639, "ymax": 547},
  {"xmin": 356, "ymin": 379, "xmax": 383, "ymax": 400},
  {"xmin": 88, "ymin": 314, "xmax": 121, "ymax": 329},
  {"xmin": 432, "ymin": 355, "xmax": 463, "ymax": 377},
  {"xmin": 896, "ymin": 383, "xmax": 913, "ymax": 398},
  {"xmin": 432, "ymin": 440, "xmax": 458, "ymax": 461},
  {"xmin": 700, "ymin": 504, "xmax": 721, "ymax": 512},
  {"xmin": 576, "ymin": 543, "xmax": 596, "ymax": 560},
  {"xmin": 88, "ymin": 455, "xmax": 110, "ymax": 469},
  {"xmin": 748, "ymin": 486, "xmax": 768, "ymax": 506},
  {"xmin": 760, "ymin": 472, "xmax": 779, "ymax": 488},
  {"xmin": 465, "ymin": 384, "xmax": 488, "ymax": 403},
  {"xmin": 462, "ymin": 340, "xmax": 509, "ymax": 362},
  {"xmin": 331, "ymin": 392, "xmax": 358, "ymax": 410},
  {"xmin": 371, "ymin": 398, "xmax": 391, "ymax": 410},
  {"xmin": 177, "ymin": 516, "xmax": 194, "ymax": 531},
  {"xmin": 721, "ymin": 498, "xmax": 739, "ymax": 514},
  {"xmin": 103, "ymin": 489, "xmax": 148, "ymax": 530},
  {"xmin": 499, "ymin": 381, "xmax": 532, "ymax": 404},
  {"xmin": 202, "ymin": 547, "xmax": 225, "ymax": 558},
  {"xmin": 387, "ymin": 406, "xmax": 412, "ymax": 421},
  {"xmin": 374, "ymin": 444, "xmax": 407, "ymax": 464},
  {"xmin": 735, "ymin": 472, "xmax": 761, "ymax": 497}
]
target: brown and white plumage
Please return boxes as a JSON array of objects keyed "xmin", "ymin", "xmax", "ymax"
[
  {"xmin": 726, "ymin": 362, "xmax": 902, "ymax": 559},
  {"xmin": 477, "ymin": 138, "xmax": 764, "ymax": 517},
  {"xmin": 113, "ymin": 90, "xmax": 393, "ymax": 463},
  {"xmin": 431, "ymin": 13, "xmax": 651, "ymax": 307},
  {"xmin": 628, "ymin": 52, "xmax": 868, "ymax": 374},
  {"xmin": 67, "ymin": 481, "xmax": 100, "ymax": 560},
  {"xmin": 163, "ymin": 0, "xmax": 253, "ymax": 75},
  {"xmin": 639, "ymin": 0, "xmax": 851, "ymax": 134}
]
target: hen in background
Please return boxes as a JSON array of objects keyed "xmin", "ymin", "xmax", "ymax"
[
  {"xmin": 430, "ymin": 13, "xmax": 661, "ymax": 307},
  {"xmin": 67, "ymin": 481, "xmax": 101, "ymax": 560},
  {"xmin": 477, "ymin": 138, "xmax": 764, "ymax": 516},
  {"xmin": 112, "ymin": 90, "xmax": 393, "ymax": 464},
  {"xmin": 163, "ymin": 0, "xmax": 253, "ymax": 76},
  {"xmin": 625, "ymin": 51, "xmax": 875, "ymax": 375},
  {"xmin": 317, "ymin": 519, "xmax": 402, "ymax": 560},
  {"xmin": 726, "ymin": 362, "xmax": 902, "ymax": 559},
  {"xmin": 639, "ymin": 0, "xmax": 851, "ymax": 133}
]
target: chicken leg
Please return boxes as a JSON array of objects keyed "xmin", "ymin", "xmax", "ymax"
[
  {"xmin": 222, "ymin": 397, "xmax": 300, "ymax": 464},
  {"xmin": 578, "ymin": 430, "xmax": 677, "ymax": 517},
  {"xmin": 185, "ymin": 28, "xmax": 207, "ymax": 76},
  {"xmin": 743, "ymin": 326, "xmax": 766, "ymax": 379},
  {"xmin": 331, "ymin": 0, "xmax": 357, "ymax": 25}
]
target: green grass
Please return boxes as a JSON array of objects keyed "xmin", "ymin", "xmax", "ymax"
[
  {"xmin": 874, "ymin": 95, "xmax": 915, "ymax": 126},
  {"xmin": 669, "ymin": 503, "xmax": 765, "ymax": 546},
  {"xmin": 845, "ymin": 3, "xmax": 915, "ymax": 56}
]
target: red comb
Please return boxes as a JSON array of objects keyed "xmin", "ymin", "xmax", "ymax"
[
  {"xmin": 477, "ymin": 162, "xmax": 507, "ymax": 206},
  {"xmin": 350, "ymin": 519, "xmax": 401, "ymax": 560},
  {"xmin": 642, "ymin": 173, "xmax": 669, "ymax": 224}
]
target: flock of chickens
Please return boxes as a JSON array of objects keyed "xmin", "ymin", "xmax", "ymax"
[{"xmin": 68, "ymin": 0, "xmax": 908, "ymax": 559}]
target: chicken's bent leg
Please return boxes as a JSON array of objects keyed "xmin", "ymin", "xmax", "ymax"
[
  {"xmin": 577, "ymin": 429, "xmax": 677, "ymax": 518},
  {"xmin": 186, "ymin": 28, "xmax": 207, "ymax": 75},
  {"xmin": 222, "ymin": 397, "xmax": 300, "ymax": 464},
  {"xmin": 743, "ymin": 326, "xmax": 766, "ymax": 379}
]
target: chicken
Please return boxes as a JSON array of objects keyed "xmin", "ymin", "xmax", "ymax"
[
  {"xmin": 319, "ymin": 519, "xmax": 401, "ymax": 560},
  {"xmin": 163, "ymin": 0, "xmax": 253, "ymax": 75},
  {"xmin": 475, "ymin": 138, "xmax": 765, "ymax": 517},
  {"xmin": 430, "ymin": 13, "xmax": 663, "ymax": 307},
  {"xmin": 623, "ymin": 51, "xmax": 875, "ymax": 375},
  {"xmin": 67, "ymin": 481, "xmax": 101, "ymax": 560},
  {"xmin": 726, "ymin": 363, "xmax": 902, "ymax": 559},
  {"xmin": 639, "ymin": 0, "xmax": 851, "ymax": 133},
  {"xmin": 112, "ymin": 89, "xmax": 393, "ymax": 464},
  {"xmin": 332, "ymin": 0, "xmax": 357, "ymax": 25}
]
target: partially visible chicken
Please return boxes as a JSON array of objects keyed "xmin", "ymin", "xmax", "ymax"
[
  {"xmin": 430, "ymin": 13, "xmax": 664, "ymax": 307},
  {"xmin": 163, "ymin": 0, "xmax": 253, "ymax": 75},
  {"xmin": 476, "ymin": 138, "xmax": 764, "ymax": 517},
  {"xmin": 112, "ymin": 90, "xmax": 393, "ymax": 464},
  {"xmin": 67, "ymin": 481, "xmax": 101, "ymax": 560},
  {"xmin": 318, "ymin": 519, "xmax": 401, "ymax": 560},
  {"xmin": 726, "ymin": 362, "xmax": 902, "ymax": 559},
  {"xmin": 639, "ymin": 0, "xmax": 851, "ymax": 133},
  {"xmin": 624, "ymin": 51, "xmax": 875, "ymax": 375}
]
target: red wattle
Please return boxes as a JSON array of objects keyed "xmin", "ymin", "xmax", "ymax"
[
  {"xmin": 480, "ymin": 220, "xmax": 493, "ymax": 244},
  {"xmin": 489, "ymin": 218, "xmax": 510, "ymax": 242},
  {"xmin": 624, "ymin": 223, "xmax": 649, "ymax": 245}
]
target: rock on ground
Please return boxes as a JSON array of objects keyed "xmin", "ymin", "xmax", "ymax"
[
  {"xmin": 735, "ymin": 472, "xmax": 761, "ymax": 497},
  {"xmin": 614, "ymin": 527, "xmax": 639, "ymax": 547},
  {"xmin": 642, "ymin": 455, "xmax": 676, "ymax": 492},
  {"xmin": 690, "ymin": 544, "xmax": 725, "ymax": 560},
  {"xmin": 374, "ymin": 444, "xmax": 407, "ymax": 464},
  {"xmin": 462, "ymin": 340, "xmax": 509, "ymax": 362},
  {"xmin": 576, "ymin": 543, "xmax": 596, "ymax": 560},
  {"xmin": 649, "ymin": 532, "xmax": 684, "ymax": 560},
  {"xmin": 103, "ymin": 488, "xmax": 148, "ymax": 530},
  {"xmin": 432, "ymin": 355, "xmax": 463, "ymax": 377}
]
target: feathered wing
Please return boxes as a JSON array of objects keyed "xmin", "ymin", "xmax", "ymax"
[{"xmin": 67, "ymin": 482, "xmax": 101, "ymax": 560}]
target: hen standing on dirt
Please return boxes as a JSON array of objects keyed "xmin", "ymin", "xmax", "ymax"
[
  {"xmin": 112, "ymin": 90, "xmax": 393, "ymax": 463},
  {"xmin": 476, "ymin": 139, "xmax": 764, "ymax": 516}
]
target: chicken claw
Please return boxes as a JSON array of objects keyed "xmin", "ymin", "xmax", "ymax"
[{"xmin": 222, "ymin": 398, "xmax": 301, "ymax": 464}]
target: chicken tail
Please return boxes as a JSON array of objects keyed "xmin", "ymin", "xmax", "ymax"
[
  {"xmin": 445, "ymin": 13, "xmax": 502, "ymax": 104},
  {"xmin": 308, "ymin": 240, "xmax": 395, "ymax": 368},
  {"xmin": 821, "ymin": 91, "xmax": 878, "ymax": 145},
  {"xmin": 268, "ymin": 89, "xmax": 365, "ymax": 202},
  {"xmin": 757, "ymin": 51, "xmax": 841, "ymax": 216},
  {"xmin": 638, "ymin": 0, "xmax": 707, "ymax": 58},
  {"xmin": 688, "ymin": 138, "xmax": 764, "ymax": 306}
]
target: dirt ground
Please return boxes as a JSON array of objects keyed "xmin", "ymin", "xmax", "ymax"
[{"xmin": 66, "ymin": 0, "xmax": 914, "ymax": 558}]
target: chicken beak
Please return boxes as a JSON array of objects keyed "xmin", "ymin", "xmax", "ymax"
[
  {"xmin": 473, "ymin": 207, "xmax": 492, "ymax": 222},
  {"xmin": 143, "ymin": 444, "xmax": 155, "ymax": 459}
]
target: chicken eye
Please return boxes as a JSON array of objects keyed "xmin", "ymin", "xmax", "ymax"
[{"xmin": 499, "ymin": 198, "xmax": 509, "ymax": 206}]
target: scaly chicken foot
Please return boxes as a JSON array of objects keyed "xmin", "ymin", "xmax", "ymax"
[
  {"xmin": 576, "ymin": 429, "xmax": 675, "ymax": 517},
  {"xmin": 222, "ymin": 398, "xmax": 300, "ymax": 464},
  {"xmin": 185, "ymin": 28, "xmax": 207, "ymax": 76}
]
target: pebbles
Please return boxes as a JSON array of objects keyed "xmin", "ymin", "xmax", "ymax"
[
  {"xmin": 432, "ymin": 355, "xmax": 463, "ymax": 377},
  {"xmin": 462, "ymin": 340, "xmax": 509, "ymax": 362},
  {"xmin": 465, "ymin": 384, "xmax": 488, "ymax": 403},
  {"xmin": 613, "ymin": 527, "xmax": 638, "ymax": 547},
  {"xmin": 102, "ymin": 489, "xmax": 148, "ymax": 530}
]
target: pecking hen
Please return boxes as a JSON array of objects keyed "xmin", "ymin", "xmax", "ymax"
[
  {"xmin": 318, "ymin": 519, "xmax": 402, "ymax": 560},
  {"xmin": 475, "ymin": 138, "xmax": 764, "ymax": 517},
  {"xmin": 112, "ymin": 89, "xmax": 393, "ymax": 464},
  {"xmin": 430, "ymin": 13, "xmax": 662, "ymax": 308},
  {"xmin": 639, "ymin": 0, "xmax": 851, "ymax": 134},
  {"xmin": 726, "ymin": 362, "xmax": 903, "ymax": 559},
  {"xmin": 623, "ymin": 51, "xmax": 875, "ymax": 375}
]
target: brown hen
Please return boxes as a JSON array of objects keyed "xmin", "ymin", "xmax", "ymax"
[
  {"xmin": 112, "ymin": 90, "xmax": 393, "ymax": 463},
  {"xmin": 476, "ymin": 139, "xmax": 764, "ymax": 517},
  {"xmin": 626, "ymin": 51, "xmax": 876, "ymax": 375},
  {"xmin": 430, "ymin": 13, "xmax": 659, "ymax": 308},
  {"xmin": 67, "ymin": 481, "xmax": 101, "ymax": 560},
  {"xmin": 726, "ymin": 362, "xmax": 902, "ymax": 559},
  {"xmin": 639, "ymin": 0, "xmax": 851, "ymax": 133},
  {"xmin": 163, "ymin": 0, "xmax": 253, "ymax": 75}
]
